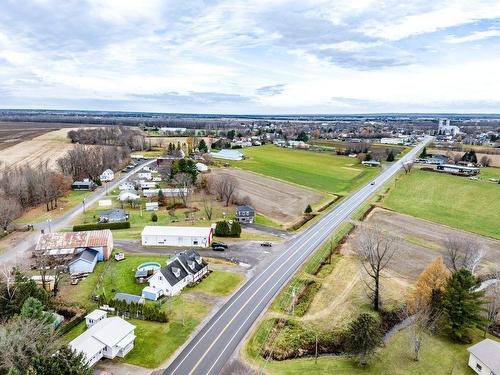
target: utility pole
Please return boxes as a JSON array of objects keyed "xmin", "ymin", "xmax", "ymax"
[
  {"xmin": 315, "ymin": 333, "xmax": 318, "ymax": 364},
  {"xmin": 82, "ymin": 197, "xmax": 86, "ymax": 213}
]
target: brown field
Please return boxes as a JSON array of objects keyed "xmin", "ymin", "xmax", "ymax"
[
  {"xmin": 301, "ymin": 207, "xmax": 500, "ymax": 329},
  {"xmin": 0, "ymin": 128, "xmax": 80, "ymax": 169},
  {"xmin": 429, "ymin": 147, "xmax": 500, "ymax": 167},
  {"xmin": 211, "ymin": 168, "xmax": 326, "ymax": 226}
]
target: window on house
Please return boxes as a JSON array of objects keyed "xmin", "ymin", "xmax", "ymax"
[
  {"xmin": 476, "ymin": 363, "xmax": 482, "ymax": 371},
  {"xmin": 193, "ymin": 240, "xmax": 198, "ymax": 245}
]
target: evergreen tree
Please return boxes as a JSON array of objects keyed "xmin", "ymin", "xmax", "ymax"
[
  {"xmin": 31, "ymin": 346, "xmax": 91, "ymax": 375},
  {"xmin": 304, "ymin": 204, "xmax": 312, "ymax": 214},
  {"xmin": 20, "ymin": 297, "xmax": 54, "ymax": 324},
  {"xmin": 158, "ymin": 189, "xmax": 165, "ymax": 206},
  {"xmin": 441, "ymin": 269, "xmax": 486, "ymax": 342},
  {"xmin": 346, "ymin": 313, "xmax": 382, "ymax": 366},
  {"xmin": 419, "ymin": 147, "xmax": 427, "ymax": 158},
  {"xmin": 214, "ymin": 221, "xmax": 230, "ymax": 237},
  {"xmin": 296, "ymin": 131, "xmax": 309, "ymax": 142},
  {"xmin": 198, "ymin": 139, "xmax": 208, "ymax": 153},
  {"xmin": 227, "ymin": 129, "xmax": 236, "ymax": 140},
  {"xmin": 386, "ymin": 150, "xmax": 395, "ymax": 162},
  {"xmin": 364, "ymin": 153, "xmax": 373, "ymax": 161},
  {"xmin": 230, "ymin": 221, "xmax": 242, "ymax": 237},
  {"xmin": 151, "ymin": 213, "xmax": 158, "ymax": 222}
]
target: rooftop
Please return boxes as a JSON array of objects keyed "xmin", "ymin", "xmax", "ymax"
[
  {"xmin": 142, "ymin": 226, "xmax": 212, "ymax": 237},
  {"xmin": 468, "ymin": 339, "xmax": 500, "ymax": 373},
  {"xmin": 35, "ymin": 230, "xmax": 112, "ymax": 251}
]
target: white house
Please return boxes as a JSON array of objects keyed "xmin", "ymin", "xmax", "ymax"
[
  {"xmin": 118, "ymin": 190, "xmax": 140, "ymax": 202},
  {"xmin": 141, "ymin": 226, "xmax": 213, "ymax": 247},
  {"xmin": 467, "ymin": 339, "xmax": 500, "ymax": 375},
  {"xmin": 119, "ymin": 182, "xmax": 135, "ymax": 191},
  {"xmin": 85, "ymin": 309, "xmax": 107, "ymax": 328},
  {"xmin": 138, "ymin": 171, "xmax": 152, "ymax": 180},
  {"xmin": 68, "ymin": 249, "xmax": 99, "ymax": 274},
  {"xmin": 380, "ymin": 137, "xmax": 405, "ymax": 145},
  {"xmin": 142, "ymin": 250, "xmax": 208, "ymax": 299},
  {"xmin": 70, "ymin": 315, "xmax": 136, "ymax": 367},
  {"xmin": 100, "ymin": 169, "xmax": 115, "ymax": 182},
  {"xmin": 196, "ymin": 162, "xmax": 209, "ymax": 173}
]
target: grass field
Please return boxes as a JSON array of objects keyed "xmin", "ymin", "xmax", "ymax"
[
  {"xmin": 229, "ymin": 145, "xmax": 378, "ymax": 195},
  {"xmin": 383, "ymin": 168, "xmax": 500, "ymax": 239},
  {"xmin": 252, "ymin": 329, "xmax": 492, "ymax": 375}
]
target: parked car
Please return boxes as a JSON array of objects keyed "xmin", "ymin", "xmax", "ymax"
[
  {"xmin": 212, "ymin": 245, "xmax": 226, "ymax": 251},
  {"xmin": 370, "ymin": 181, "xmax": 376, "ymax": 185},
  {"xmin": 261, "ymin": 242, "xmax": 272, "ymax": 247},
  {"xmin": 211, "ymin": 242, "xmax": 228, "ymax": 249}
]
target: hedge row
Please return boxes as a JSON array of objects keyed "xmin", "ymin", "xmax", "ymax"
[{"xmin": 73, "ymin": 221, "xmax": 131, "ymax": 231}]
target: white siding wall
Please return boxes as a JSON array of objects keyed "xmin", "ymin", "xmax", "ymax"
[
  {"xmin": 142, "ymin": 234, "xmax": 209, "ymax": 247},
  {"xmin": 468, "ymin": 354, "xmax": 491, "ymax": 375}
]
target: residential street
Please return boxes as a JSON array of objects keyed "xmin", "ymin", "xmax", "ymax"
[
  {"xmin": 162, "ymin": 138, "xmax": 430, "ymax": 375},
  {"xmin": 0, "ymin": 159, "xmax": 155, "ymax": 267}
]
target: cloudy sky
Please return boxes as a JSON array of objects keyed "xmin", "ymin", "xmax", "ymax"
[{"xmin": 1, "ymin": 0, "xmax": 500, "ymax": 114}]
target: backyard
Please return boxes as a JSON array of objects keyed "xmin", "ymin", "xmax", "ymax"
[
  {"xmin": 383, "ymin": 168, "xmax": 500, "ymax": 239},
  {"xmin": 61, "ymin": 253, "xmax": 245, "ymax": 368},
  {"xmin": 228, "ymin": 145, "xmax": 379, "ymax": 195}
]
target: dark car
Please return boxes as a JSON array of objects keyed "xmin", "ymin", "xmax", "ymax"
[
  {"xmin": 370, "ymin": 181, "xmax": 376, "ymax": 185},
  {"xmin": 212, "ymin": 245, "xmax": 226, "ymax": 251},
  {"xmin": 261, "ymin": 242, "xmax": 272, "ymax": 247},
  {"xmin": 211, "ymin": 241, "xmax": 228, "ymax": 249}
]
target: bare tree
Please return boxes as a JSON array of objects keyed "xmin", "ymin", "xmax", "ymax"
[
  {"xmin": 444, "ymin": 238, "xmax": 483, "ymax": 274},
  {"xmin": 406, "ymin": 305, "xmax": 434, "ymax": 361},
  {"xmin": 173, "ymin": 173, "xmax": 192, "ymax": 207},
  {"xmin": 401, "ymin": 161, "xmax": 414, "ymax": 174},
  {"xmin": 211, "ymin": 174, "xmax": 238, "ymax": 207},
  {"xmin": 0, "ymin": 195, "xmax": 22, "ymax": 233},
  {"xmin": 484, "ymin": 271, "xmax": 500, "ymax": 337},
  {"xmin": 480, "ymin": 155, "xmax": 492, "ymax": 167},
  {"xmin": 202, "ymin": 195, "xmax": 213, "ymax": 220},
  {"xmin": 354, "ymin": 226, "xmax": 398, "ymax": 311}
]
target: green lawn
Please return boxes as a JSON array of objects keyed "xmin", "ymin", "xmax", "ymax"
[
  {"xmin": 229, "ymin": 145, "xmax": 379, "ymax": 194},
  {"xmin": 256, "ymin": 329, "xmax": 487, "ymax": 375},
  {"xmin": 60, "ymin": 261, "xmax": 107, "ymax": 307},
  {"xmin": 383, "ymin": 168, "xmax": 500, "ymax": 239},
  {"xmin": 188, "ymin": 270, "xmax": 243, "ymax": 296}
]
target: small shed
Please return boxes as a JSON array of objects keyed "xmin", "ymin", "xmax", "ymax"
[
  {"xmin": 68, "ymin": 248, "xmax": 99, "ymax": 274},
  {"xmin": 145, "ymin": 202, "xmax": 159, "ymax": 211},
  {"xmin": 98, "ymin": 199, "xmax": 112, "ymax": 207},
  {"xmin": 467, "ymin": 339, "xmax": 500, "ymax": 375}
]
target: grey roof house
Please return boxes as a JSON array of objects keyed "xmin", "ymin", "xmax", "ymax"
[
  {"xmin": 236, "ymin": 205, "xmax": 256, "ymax": 223},
  {"xmin": 98, "ymin": 209, "xmax": 128, "ymax": 223},
  {"xmin": 177, "ymin": 250, "xmax": 209, "ymax": 282},
  {"xmin": 467, "ymin": 339, "xmax": 500, "ymax": 375},
  {"xmin": 68, "ymin": 248, "xmax": 99, "ymax": 274}
]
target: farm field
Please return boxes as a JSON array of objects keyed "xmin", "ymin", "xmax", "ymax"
[
  {"xmin": 229, "ymin": 145, "xmax": 378, "ymax": 195},
  {"xmin": 211, "ymin": 168, "xmax": 327, "ymax": 226},
  {"xmin": 0, "ymin": 127, "xmax": 79, "ymax": 169},
  {"xmin": 383, "ymin": 168, "xmax": 500, "ymax": 239}
]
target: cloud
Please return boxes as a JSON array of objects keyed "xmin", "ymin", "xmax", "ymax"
[
  {"xmin": 446, "ymin": 29, "xmax": 500, "ymax": 43},
  {"xmin": 256, "ymin": 84, "xmax": 285, "ymax": 96},
  {"xmin": 131, "ymin": 91, "xmax": 254, "ymax": 105}
]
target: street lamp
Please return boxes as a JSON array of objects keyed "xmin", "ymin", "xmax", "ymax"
[
  {"xmin": 47, "ymin": 218, "xmax": 52, "ymax": 233},
  {"xmin": 82, "ymin": 197, "xmax": 86, "ymax": 213}
]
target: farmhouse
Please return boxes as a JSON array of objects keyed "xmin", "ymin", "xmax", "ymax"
[
  {"xmin": 68, "ymin": 248, "xmax": 99, "ymax": 274},
  {"xmin": 71, "ymin": 179, "xmax": 96, "ymax": 191},
  {"xmin": 467, "ymin": 339, "xmax": 500, "ymax": 375},
  {"xmin": 98, "ymin": 209, "xmax": 128, "ymax": 223},
  {"xmin": 70, "ymin": 313, "xmax": 136, "ymax": 367},
  {"xmin": 436, "ymin": 164, "xmax": 480, "ymax": 176},
  {"xmin": 141, "ymin": 226, "xmax": 213, "ymax": 247},
  {"xmin": 235, "ymin": 205, "xmax": 256, "ymax": 223},
  {"xmin": 142, "ymin": 250, "xmax": 208, "ymax": 299},
  {"xmin": 35, "ymin": 229, "xmax": 113, "ymax": 260},
  {"xmin": 99, "ymin": 168, "xmax": 114, "ymax": 182},
  {"xmin": 210, "ymin": 149, "xmax": 244, "ymax": 160}
]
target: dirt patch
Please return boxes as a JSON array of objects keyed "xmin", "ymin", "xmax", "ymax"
[
  {"xmin": 211, "ymin": 168, "xmax": 325, "ymax": 226},
  {"xmin": 343, "ymin": 207, "xmax": 500, "ymax": 280}
]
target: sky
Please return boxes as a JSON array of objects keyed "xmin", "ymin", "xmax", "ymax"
[{"xmin": 1, "ymin": 0, "xmax": 500, "ymax": 114}]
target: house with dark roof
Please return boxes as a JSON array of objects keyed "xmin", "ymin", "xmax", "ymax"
[
  {"xmin": 72, "ymin": 179, "xmax": 97, "ymax": 191},
  {"xmin": 235, "ymin": 205, "xmax": 256, "ymax": 223},
  {"xmin": 114, "ymin": 293, "xmax": 145, "ymax": 305},
  {"xmin": 142, "ymin": 251, "xmax": 208, "ymax": 300},
  {"xmin": 177, "ymin": 250, "xmax": 209, "ymax": 283},
  {"xmin": 68, "ymin": 248, "xmax": 99, "ymax": 274}
]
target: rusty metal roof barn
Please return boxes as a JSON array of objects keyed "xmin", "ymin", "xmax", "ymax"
[{"xmin": 35, "ymin": 230, "xmax": 112, "ymax": 251}]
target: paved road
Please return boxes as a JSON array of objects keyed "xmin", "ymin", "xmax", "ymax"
[
  {"xmin": 163, "ymin": 138, "xmax": 430, "ymax": 375},
  {"xmin": 0, "ymin": 159, "xmax": 156, "ymax": 267}
]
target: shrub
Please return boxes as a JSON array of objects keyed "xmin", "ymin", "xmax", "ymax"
[
  {"xmin": 151, "ymin": 213, "xmax": 158, "ymax": 222},
  {"xmin": 304, "ymin": 204, "xmax": 312, "ymax": 214},
  {"xmin": 230, "ymin": 221, "xmax": 242, "ymax": 237},
  {"xmin": 72, "ymin": 221, "xmax": 130, "ymax": 231},
  {"xmin": 214, "ymin": 221, "xmax": 231, "ymax": 237}
]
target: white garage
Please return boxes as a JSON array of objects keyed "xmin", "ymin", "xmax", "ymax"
[{"xmin": 141, "ymin": 226, "xmax": 213, "ymax": 247}]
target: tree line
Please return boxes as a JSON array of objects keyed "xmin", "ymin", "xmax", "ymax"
[{"xmin": 67, "ymin": 126, "xmax": 149, "ymax": 150}]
